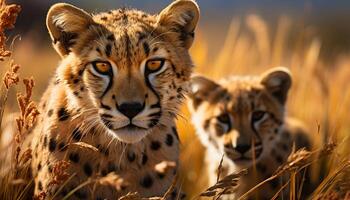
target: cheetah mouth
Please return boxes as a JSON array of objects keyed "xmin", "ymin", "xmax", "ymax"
[
  {"xmin": 122, "ymin": 124, "xmax": 147, "ymax": 131},
  {"xmin": 100, "ymin": 115, "xmax": 155, "ymax": 143}
]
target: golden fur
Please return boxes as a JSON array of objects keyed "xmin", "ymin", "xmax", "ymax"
[
  {"xmin": 12, "ymin": 1, "xmax": 200, "ymax": 199},
  {"xmin": 188, "ymin": 67, "xmax": 311, "ymax": 199}
]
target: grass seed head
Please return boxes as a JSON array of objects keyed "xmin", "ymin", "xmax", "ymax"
[
  {"xmin": 0, "ymin": 0, "xmax": 21, "ymax": 60},
  {"xmin": 3, "ymin": 60, "xmax": 20, "ymax": 89},
  {"xmin": 200, "ymin": 169, "xmax": 247, "ymax": 198},
  {"xmin": 48, "ymin": 160, "xmax": 70, "ymax": 187}
]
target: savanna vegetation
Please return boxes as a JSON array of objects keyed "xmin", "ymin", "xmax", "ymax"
[{"xmin": 1, "ymin": 0, "xmax": 350, "ymax": 199}]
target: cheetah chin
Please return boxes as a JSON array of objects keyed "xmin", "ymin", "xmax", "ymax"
[{"xmin": 108, "ymin": 126, "xmax": 150, "ymax": 143}]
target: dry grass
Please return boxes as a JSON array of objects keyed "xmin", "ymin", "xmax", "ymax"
[
  {"xmin": 179, "ymin": 14, "xmax": 350, "ymax": 199},
  {"xmin": 0, "ymin": 1, "xmax": 350, "ymax": 199},
  {"xmin": 0, "ymin": 0, "xmax": 20, "ymax": 60},
  {"xmin": 199, "ymin": 169, "xmax": 247, "ymax": 199},
  {"xmin": 0, "ymin": 2, "xmax": 36, "ymax": 200}
]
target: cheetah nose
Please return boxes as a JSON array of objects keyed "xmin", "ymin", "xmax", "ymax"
[
  {"xmin": 234, "ymin": 144, "xmax": 251, "ymax": 154},
  {"xmin": 117, "ymin": 102, "xmax": 145, "ymax": 119}
]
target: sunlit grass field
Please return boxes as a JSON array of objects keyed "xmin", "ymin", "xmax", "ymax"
[
  {"xmin": 1, "ymin": 4, "xmax": 350, "ymax": 198},
  {"xmin": 179, "ymin": 15, "xmax": 350, "ymax": 198}
]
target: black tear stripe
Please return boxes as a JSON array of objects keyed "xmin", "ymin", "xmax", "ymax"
[
  {"xmin": 144, "ymin": 68, "xmax": 162, "ymax": 127},
  {"xmin": 98, "ymin": 67, "xmax": 114, "ymax": 98},
  {"xmin": 87, "ymin": 69, "xmax": 101, "ymax": 79},
  {"xmin": 250, "ymin": 118, "xmax": 262, "ymax": 141}
]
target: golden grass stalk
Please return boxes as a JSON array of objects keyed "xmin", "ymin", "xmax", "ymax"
[
  {"xmin": 213, "ymin": 19, "xmax": 240, "ymax": 76},
  {"xmin": 246, "ymin": 14, "xmax": 270, "ymax": 65},
  {"xmin": 0, "ymin": 0, "xmax": 21, "ymax": 131},
  {"xmin": 0, "ymin": 60, "xmax": 19, "ymax": 129},
  {"xmin": 271, "ymin": 16, "xmax": 290, "ymax": 66},
  {"xmin": 216, "ymin": 154, "xmax": 224, "ymax": 183},
  {"xmin": 0, "ymin": 76, "xmax": 39, "ymax": 199},
  {"xmin": 237, "ymin": 143, "xmax": 336, "ymax": 200},
  {"xmin": 199, "ymin": 169, "xmax": 247, "ymax": 199},
  {"xmin": 0, "ymin": 2, "xmax": 40, "ymax": 199},
  {"xmin": 309, "ymin": 160, "xmax": 350, "ymax": 199},
  {"xmin": 13, "ymin": 78, "xmax": 39, "ymax": 173},
  {"xmin": 0, "ymin": 0, "xmax": 20, "ymax": 60}
]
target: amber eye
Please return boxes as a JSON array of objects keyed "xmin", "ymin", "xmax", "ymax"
[
  {"xmin": 251, "ymin": 111, "xmax": 267, "ymax": 122},
  {"xmin": 92, "ymin": 61, "xmax": 112, "ymax": 75},
  {"xmin": 146, "ymin": 59, "xmax": 165, "ymax": 72},
  {"xmin": 217, "ymin": 113, "xmax": 230, "ymax": 124}
]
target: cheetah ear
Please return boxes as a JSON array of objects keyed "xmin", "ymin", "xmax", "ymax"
[
  {"xmin": 46, "ymin": 3, "xmax": 94, "ymax": 57},
  {"xmin": 260, "ymin": 67, "xmax": 292, "ymax": 105},
  {"xmin": 188, "ymin": 75, "xmax": 221, "ymax": 110},
  {"xmin": 157, "ymin": 0, "xmax": 200, "ymax": 49}
]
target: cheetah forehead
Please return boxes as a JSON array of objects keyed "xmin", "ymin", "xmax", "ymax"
[
  {"xmin": 93, "ymin": 8, "xmax": 157, "ymax": 32},
  {"xmin": 192, "ymin": 74, "xmax": 285, "ymax": 117},
  {"xmin": 219, "ymin": 75, "xmax": 261, "ymax": 90}
]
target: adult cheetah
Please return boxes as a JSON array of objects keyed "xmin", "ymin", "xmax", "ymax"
[{"xmin": 13, "ymin": 1, "xmax": 200, "ymax": 199}]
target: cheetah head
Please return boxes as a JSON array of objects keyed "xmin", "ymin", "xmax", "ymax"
[
  {"xmin": 188, "ymin": 67, "xmax": 292, "ymax": 167},
  {"xmin": 46, "ymin": 1, "xmax": 199, "ymax": 143}
]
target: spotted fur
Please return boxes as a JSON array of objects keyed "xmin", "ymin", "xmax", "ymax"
[
  {"xmin": 11, "ymin": 1, "xmax": 200, "ymax": 199},
  {"xmin": 188, "ymin": 67, "xmax": 311, "ymax": 199}
]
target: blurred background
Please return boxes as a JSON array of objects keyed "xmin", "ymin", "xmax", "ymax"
[
  {"xmin": 2, "ymin": 0, "xmax": 350, "ymax": 198},
  {"xmin": 7, "ymin": 0, "xmax": 350, "ymax": 61}
]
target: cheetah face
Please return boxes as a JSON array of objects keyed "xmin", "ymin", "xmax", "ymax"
[
  {"xmin": 188, "ymin": 67, "xmax": 292, "ymax": 167},
  {"xmin": 47, "ymin": 1, "xmax": 199, "ymax": 143}
]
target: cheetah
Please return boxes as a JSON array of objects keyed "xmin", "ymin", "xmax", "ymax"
[
  {"xmin": 187, "ymin": 67, "xmax": 311, "ymax": 199},
  {"xmin": 11, "ymin": 1, "xmax": 200, "ymax": 199}
]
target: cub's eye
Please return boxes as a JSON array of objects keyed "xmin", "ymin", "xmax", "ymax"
[
  {"xmin": 146, "ymin": 59, "xmax": 165, "ymax": 72},
  {"xmin": 217, "ymin": 113, "xmax": 230, "ymax": 124},
  {"xmin": 92, "ymin": 61, "xmax": 112, "ymax": 75},
  {"xmin": 251, "ymin": 111, "xmax": 267, "ymax": 122}
]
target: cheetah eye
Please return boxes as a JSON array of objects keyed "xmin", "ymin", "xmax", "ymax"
[
  {"xmin": 251, "ymin": 111, "xmax": 267, "ymax": 122},
  {"xmin": 92, "ymin": 61, "xmax": 112, "ymax": 75},
  {"xmin": 217, "ymin": 113, "xmax": 231, "ymax": 124},
  {"xmin": 145, "ymin": 58, "xmax": 165, "ymax": 72}
]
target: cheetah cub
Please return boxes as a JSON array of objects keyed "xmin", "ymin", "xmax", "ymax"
[
  {"xmin": 188, "ymin": 67, "xmax": 311, "ymax": 199},
  {"xmin": 13, "ymin": 1, "xmax": 200, "ymax": 199}
]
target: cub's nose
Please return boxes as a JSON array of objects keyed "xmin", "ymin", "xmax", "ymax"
[
  {"xmin": 117, "ymin": 102, "xmax": 144, "ymax": 119},
  {"xmin": 234, "ymin": 144, "xmax": 251, "ymax": 154}
]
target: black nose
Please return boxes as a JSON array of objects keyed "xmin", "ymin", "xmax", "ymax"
[
  {"xmin": 234, "ymin": 144, "xmax": 251, "ymax": 154},
  {"xmin": 117, "ymin": 102, "xmax": 144, "ymax": 119}
]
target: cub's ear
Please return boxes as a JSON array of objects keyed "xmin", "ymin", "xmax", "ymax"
[
  {"xmin": 46, "ymin": 3, "xmax": 94, "ymax": 57},
  {"xmin": 157, "ymin": 0, "xmax": 200, "ymax": 49},
  {"xmin": 188, "ymin": 75, "xmax": 220, "ymax": 111},
  {"xmin": 260, "ymin": 67, "xmax": 292, "ymax": 105}
]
